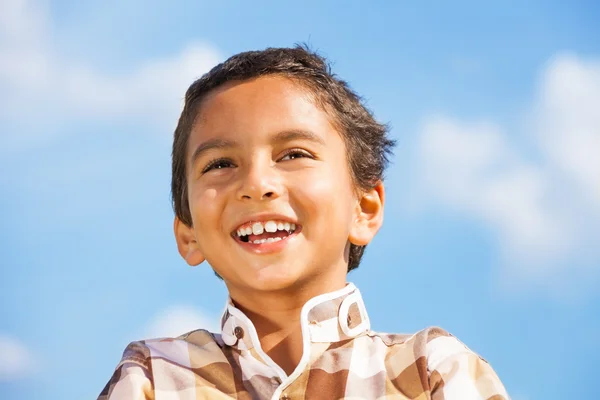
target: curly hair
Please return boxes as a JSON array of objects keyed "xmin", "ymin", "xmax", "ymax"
[{"xmin": 171, "ymin": 45, "xmax": 395, "ymax": 272}]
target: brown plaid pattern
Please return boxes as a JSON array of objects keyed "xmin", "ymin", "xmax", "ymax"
[{"xmin": 99, "ymin": 284, "xmax": 509, "ymax": 399}]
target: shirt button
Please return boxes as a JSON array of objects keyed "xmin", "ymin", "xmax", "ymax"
[
  {"xmin": 280, "ymin": 394, "xmax": 290, "ymax": 400},
  {"xmin": 234, "ymin": 326, "xmax": 244, "ymax": 339}
]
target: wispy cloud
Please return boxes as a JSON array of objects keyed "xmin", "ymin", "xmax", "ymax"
[
  {"xmin": 0, "ymin": 0, "xmax": 221, "ymax": 151},
  {"xmin": 143, "ymin": 305, "xmax": 220, "ymax": 339},
  {"xmin": 0, "ymin": 334, "xmax": 36, "ymax": 381},
  {"xmin": 414, "ymin": 53, "xmax": 600, "ymax": 299}
]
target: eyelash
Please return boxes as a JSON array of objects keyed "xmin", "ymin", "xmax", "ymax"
[
  {"xmin": 201, "ymin": 149, "xmax": 313, "ymax": 174},
  {"xmin": 280, "ymin": 148, "xmax": 313, "ymax": 161},
  {"xmin": 202, "ymin": 158, "xmax": 234, "ymax": 173}
]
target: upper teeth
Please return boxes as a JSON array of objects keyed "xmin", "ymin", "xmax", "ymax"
[
  {"xmin": 252, "ymin": 222, "xmax": 264, "ymax": 235},
  {"xmin": 237, "ymin": 220, "xmax": 296, "ymax": 236}
]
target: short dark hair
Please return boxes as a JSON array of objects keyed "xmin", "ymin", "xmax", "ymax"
[{"xmin": 171, "ymin": 45, "xmax": 395, "ymax": 272}]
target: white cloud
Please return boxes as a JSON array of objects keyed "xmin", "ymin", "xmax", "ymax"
[
  {"xmin": 0, "ymin": 0, "xmax": 221, "ymax": 149},
  {"xmin": 0, "ymin": 0, "xmax": 50, "ymax": 90},
  {"xmin": 0, "ymin": 334, "xmax": 36, "ymax": 381},
  {"xmin": 144, "ymin": 305, "xmax": 220, "ymax": 339},
  {"xmin": 536, "ymin": 54, "xmax": 600, "ymax": 207},
  {"xmin": 61, "ymin": 43, "xmax": 221, "ymax": 120},
  {"xmin": 415, "ymin": 53, "xmax": 600, "ymax": 298}
]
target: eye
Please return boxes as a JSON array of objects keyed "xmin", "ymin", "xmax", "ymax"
[
  {"xmin": 202, "ymin": 158, "xmax": 235, "ymax": 173},
  {"xmin": 280, "ymin": 149, "xmax": 313, "ymax": 161}
]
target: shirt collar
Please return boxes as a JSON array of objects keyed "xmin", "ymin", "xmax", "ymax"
[{"xmin": 219, "ymin": 282, "xmax": 370, "ymax": 351}]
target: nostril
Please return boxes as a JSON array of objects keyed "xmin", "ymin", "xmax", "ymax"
[{"xmin": 263, "ymin": 192, "xmax": 274, "ymax": 198}]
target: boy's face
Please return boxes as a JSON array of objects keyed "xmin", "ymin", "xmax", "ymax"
[{"xmin": 175, "ymin": 76, "xmax": 383, "ymax": 298}]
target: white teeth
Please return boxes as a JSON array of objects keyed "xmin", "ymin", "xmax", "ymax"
[
  {"xmin": 264, "ymin": 220, "xmax": 277, "ymax": 233},
  {"xmin": 251, "ymin": 236, "xmax": 282, "ymax": 245},
  {"xmin": 237, "ymin": 220, "xmax": 297, "ymax": 237},
  {"xmin": 252, "ymin": 222, "xmax": 264, "ymax": 235}
]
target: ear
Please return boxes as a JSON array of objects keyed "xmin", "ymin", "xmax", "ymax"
[
  {"xmin": 348, "ymin": 181, "xmax": 385, "ymax": 246},
  {"xmin": 174, "ymin": 217, "xmax": 205, "ymax": 266}
]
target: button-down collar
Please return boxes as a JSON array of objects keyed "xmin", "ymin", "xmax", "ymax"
[{"xmin": 219, "ymin": 283, "xmax": 370, "ymax": 351}]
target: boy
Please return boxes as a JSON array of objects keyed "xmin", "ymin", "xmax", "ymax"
[{"xmin": 99, "ymin": 46, "xmax": 509, "ymax": 399}]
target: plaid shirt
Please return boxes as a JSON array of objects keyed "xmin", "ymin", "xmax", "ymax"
[{"xmin": 99, "ymin": 284, "xmax": 509, "ymax": 399}]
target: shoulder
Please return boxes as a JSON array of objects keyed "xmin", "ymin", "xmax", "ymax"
[
  {"xmin": 99, "ymin": 341, "xmax": 154, "ymax": 399},
  {"xmin": 412, "ymin": 326, "xmax": 478, "ymax": 369},
  {"xmin": 369, "ymin": 325, "xmax": 454, "ymax": 348},
  {"xmin": 370, "ymin": 326, "xmax": 509, "ymax": 399},
  {"xmin": 414, "ymin": 327, "xmax": 509, "ymax": 399},
  {"xmin": 99, "ymin": 330, "xmax": 220, "ymax": 399},
  {"xmin": 376, "ymin": 326, "xmax": 489, "ymax": 371},
  {"xmin": 118, "ymin": 329, "xmax": 220, "ymax": 367},
  {"xmin": 114, "ymin": 340, "xmax": 151, "ymax": 368}
]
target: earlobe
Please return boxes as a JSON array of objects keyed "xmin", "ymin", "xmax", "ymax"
[
  {"xmin": 174, "ymin": 217, "xmax": 205, "ymax": 266},
  {"xmin": 348, "ymin": 182, "xmax": 385, "ymax": 246}
]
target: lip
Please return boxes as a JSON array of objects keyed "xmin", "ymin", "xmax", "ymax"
[
  {"xmin": 230, "ymin": 213, "xmax": 300, "ymax": 235},
  {"xmin": 234, "ymin": 228, "xmax": 301, "ymax": 254},
  {"xmin": 230, "ymin": 212, "xmax": 302, "ymax": 255}
]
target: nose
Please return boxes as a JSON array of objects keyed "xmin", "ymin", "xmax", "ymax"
[{"xmin": 236, "ymin": 157, "xmax": 282, "ymax": 201}]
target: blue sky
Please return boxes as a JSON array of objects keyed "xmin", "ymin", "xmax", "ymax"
[{"xmin": 1, "ymin": 1, "xmax": 599, "ymax": 399}]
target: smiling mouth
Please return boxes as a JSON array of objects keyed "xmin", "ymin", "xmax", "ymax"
[{"xmin": 233, "ymin": 220, "xmax": 301, "ymax": 245}]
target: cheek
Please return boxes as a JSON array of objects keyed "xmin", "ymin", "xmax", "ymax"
[
  {"xmin": 292, "ymin": 168, "xmax": 356, "ymax": 230},
  {"xmin": 189, "ymin": 186, "xmax": 221, "ymax": 228}
]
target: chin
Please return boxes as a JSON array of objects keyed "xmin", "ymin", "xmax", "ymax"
[{"xmin": 243, "ymin": 263, "xmax": 307, "ymax": 292}]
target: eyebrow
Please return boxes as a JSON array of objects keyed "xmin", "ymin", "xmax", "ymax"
[
  {"xmin": 190, "ymin": 138, "xmax": 238, "ymax": 166},
  {"xmin": 190, "ymin": 129, "xmax": 325, "ymax": 166},
  {"xmin": 271, "ymin": 129, "xmax": 326, "ymax": 146}
]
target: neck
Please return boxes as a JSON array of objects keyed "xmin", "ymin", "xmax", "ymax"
[{"xmin": 228, "ymin": 278, "xmax": 347, "ymax": 375}]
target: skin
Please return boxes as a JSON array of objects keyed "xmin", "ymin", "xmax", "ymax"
[{"xmin": 174, "ymin": 75, "xmax": 385, "ymax": 375}]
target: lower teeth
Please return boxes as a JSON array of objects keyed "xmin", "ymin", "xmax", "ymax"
[
  {"xmin": 239, "ymin": 229, "xmax": 295, "ymax": 244},
  {"xmin": 252, "ymin": 237, "xmax": 283, "ymax": 244}
]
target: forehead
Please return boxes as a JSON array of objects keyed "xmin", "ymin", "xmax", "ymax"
[{"xmin": 190, "ymin": 76, "xmax": 337, "ymax": 143}]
